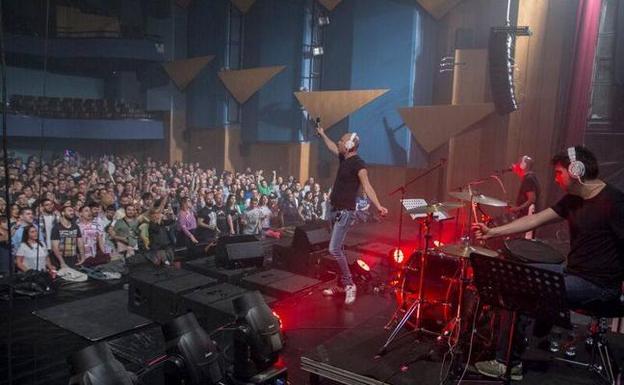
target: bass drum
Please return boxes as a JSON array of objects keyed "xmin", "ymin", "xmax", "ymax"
[{"xmin": 397, "ymin": 250, "xmax": 463, "ymax": 332}]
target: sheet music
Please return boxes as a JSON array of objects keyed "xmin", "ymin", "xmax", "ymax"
[{"xmin": 401, "ymin": 198, "xmax": 449, "ymax": 220}]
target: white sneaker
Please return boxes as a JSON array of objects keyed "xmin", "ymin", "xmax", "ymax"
[
  {"xmin": 344, "ymin": 284, "xmax": 357, "ymax": 305},
  {"xmin": 322, "ymin": 286, "xmax": 345, "ymax": 296}
]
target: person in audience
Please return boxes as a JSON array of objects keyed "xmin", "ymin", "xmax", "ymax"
[
  {"xmin": 77, "ymin": 206, "xmax": 106, "ymax": 264},
  {"xmin": 258, "ymin": 195, "xmax": 274, "ymax": 236},
  {"xmin": 196, "ymin": 194, "xmax": 218, "ymax": 243},
  {"xmin": 0, "ymin": 217, "xmax": 9, "ymax": 273},
  {"xmin": 15, "ymin": 224, "xmax": 51, "ymax": 272},
  {"xmin": 113, "ymin": 204, "xmax": 139, "ymax": 259},
  {"xmin": 212, "ymin": 193, "xmax": 229, "ymax": 235},
  {"xmin": 9, "ymin": 204, "xmax": 19, "ymax": 226},
  {"xmin": 235, "ymin": 189, "xmax": 247, "ymax": 214},
  {"xmin": 51, "ymin": 205, "xmax": 84, "ymax": 267},
  {"xmin": 11, "ymin": 207, "xmax": 44, "ymax": 256},
  {"xmin": 280, "ymin": 189, "xmax": 302, "ymax": 226},
  {"xmin": 99, "ymin": 205, "xmax": 117, "ymax": 258},
  {"xmin": 225, "ymin": 194, "xmax": 241, "ymax": 235},
  {"xmin": 147, "ymin": 208, "xmax": 174, "ymax": 266},
  {"xmin": 299, "ymin": 191, "xmax": 318, "ymax": 222},
  {"xmin": 241, "ymin": 197, "xmax": 264, "ymax": 235},
  {"xmin": 177, "ymin": 197, "xmax": 198, "ymax": 250}
]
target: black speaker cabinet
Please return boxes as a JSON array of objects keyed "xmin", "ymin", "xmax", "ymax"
[
  {"xmin": 292, "ymin": 221, "xmax": 330, "ymax": 252},
  {"xmin": 216, "ymin": 234, "xmax": 264, "ymax": 268},
  {"xmin": 489, "ymin": 28, "xmax": 518, "ymax": 114},
  {"xmin": 128, "ymin": 267, "xmax": 217, "ymax": 323}
]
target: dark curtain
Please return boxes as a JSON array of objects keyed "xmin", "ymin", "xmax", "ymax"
[
  {"xmin": 615, "ymin": 0, "xmax": 624, "ymax": 86},
  {"xmin": 562, "ymin": 0, "xmax": 602, "ymax": 146}
]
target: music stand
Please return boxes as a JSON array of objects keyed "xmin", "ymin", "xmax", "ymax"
[{"xmin": 468, "ymin": 253, "xmax": 570, "ymax": 384}]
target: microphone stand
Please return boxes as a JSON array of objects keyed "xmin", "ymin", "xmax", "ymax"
[{"xmin": 388, "ymin": 159, "xmax": 446, "ymax": 254}]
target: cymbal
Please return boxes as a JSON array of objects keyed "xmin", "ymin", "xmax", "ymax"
[
  {"xmin": 448, "ymin": 191, "xmax": 508, "ymax": 207},
  {"xmin": 406, "ymin": 202, "xmax": 464, "ymax": 215},
  {"xmin": 440, "ymin": 243, "xmax": 499, "ymax": 258}
]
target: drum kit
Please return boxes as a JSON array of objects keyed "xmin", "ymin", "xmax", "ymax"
[{"xmin": 378, "ymin": 185, "xmax": 554, "ymax": 357}]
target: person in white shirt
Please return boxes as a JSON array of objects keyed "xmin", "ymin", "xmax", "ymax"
[
  {"xmin": 240, "ymin": 198, "xmax": 264, "ymax": 235},
  {"xmin": 16, "ymin": 224, "xmax": 51, "ymax": 272},
  {"xmin": 39, "ymin": 198, "xmax": 58, "ymax": 252}
]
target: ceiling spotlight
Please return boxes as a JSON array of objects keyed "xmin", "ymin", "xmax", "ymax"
[
  {"xmin": 318, "ymin": 16, "xmax": 330, "ymax": 26},
  {"xmin": 311, "ymin": 46, "xmax": 324, "ymax": 56}
]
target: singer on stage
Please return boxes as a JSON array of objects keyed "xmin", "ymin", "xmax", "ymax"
[{"xmin": 316, "ymin": 124, "xmax": 388, "ymax": 305}]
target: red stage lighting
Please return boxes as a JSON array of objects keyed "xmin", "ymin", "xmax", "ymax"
[
  {"xmin": 356, "ymin": 258, "xmax": 371, "ymax": 272},
  {"xmin": 272, "ymin": 311, "xmax": 283, "ymax": 330},
  {"xmin": 392, "ymin": 248, "xmax": 405, "ymax": 264}
]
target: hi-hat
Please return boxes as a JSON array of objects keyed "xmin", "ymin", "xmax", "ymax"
[
  {"xmin": 406, "ymin": 202, "xmax": 464, "ymax": 215},
  {"xmin": 448, "ymin": 191, "xmax": 508, "ymax": 207},
  {"xmin": 440, "ymin": 243, "xmax": 499, "ymax": 258}
]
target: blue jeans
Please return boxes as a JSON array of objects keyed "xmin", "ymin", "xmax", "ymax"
[
  {"xmin": 496, "ymin": 263, "xmax": 621, "ymax": 364},
  {"xmin": 328, "ymin": 209, "xmax": 356, "ymax": 287}
]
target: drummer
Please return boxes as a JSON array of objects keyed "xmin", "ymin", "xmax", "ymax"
[{"xmin": 472, "ymin": 146, "xmax": 624, "ymax": 380}]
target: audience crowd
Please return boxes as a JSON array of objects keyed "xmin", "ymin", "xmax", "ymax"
[{"xmin": 0, "ymin": 152, "xmax": 340, "ymax": 275}]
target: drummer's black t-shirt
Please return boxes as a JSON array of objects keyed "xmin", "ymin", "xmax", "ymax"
[
  {"xmin": 551, "ymin": 184, "xmax": 624, "ymax": 288},
  {"xmin": 330, "ymin": 154, "xmax": 366, "ymax": 210}
]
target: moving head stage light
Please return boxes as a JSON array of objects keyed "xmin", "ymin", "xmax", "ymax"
[
  {"xmin": 231, "ymin": 291, "xmax": 287, "ymax": 384},
  {"xmin": 162, "ymin": 312, "xmax": 225, "ymax": 385},
  {"xmin": 68, "ymin": 342, "xmax": 136, "ymax": 385}
]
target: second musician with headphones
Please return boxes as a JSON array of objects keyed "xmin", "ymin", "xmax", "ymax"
[{"xmin": 316, "ymin": 125, "xmax": 388, "ymax": 305}]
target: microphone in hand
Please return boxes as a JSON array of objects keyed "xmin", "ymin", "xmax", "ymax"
[{"xmin": 314, "ymin": 117, "xmax": 322, "ymax": 136}]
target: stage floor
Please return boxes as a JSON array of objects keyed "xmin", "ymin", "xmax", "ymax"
[{"xmin": 0, "ymin": 221, "xmax": 621, "ymax": 384}]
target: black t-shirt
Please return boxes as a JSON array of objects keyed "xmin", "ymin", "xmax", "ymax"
[
  {"xmin": 551, "ymin": 184, "xmax": 624, "ymax": 288},
  {"xmin": 148, "ymin": 221, "xmax": 172, "ymax": 250},
  {"xmin": 196, "ymin": 206, "xmax": 217, "ymax": 241},
  {"xmin": 51, "ymin": 221, "xmax": 82, "ymax": 258},
  {"xmin": 213, "ymin": 204, "xmax": 229, "ymax": 234},
  {"xmin": 516, "ymin": 172, "xmax": 540, "ymax": 216},
  {"xmin": 330, "ymin": 154, "xmax": 366, "ymax": 210}
]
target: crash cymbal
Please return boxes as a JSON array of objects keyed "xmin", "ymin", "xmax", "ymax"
[
  {"xmin": 448, "ymin": 191, "xmax": 508, "ymax": 207},
  {"xmin": 406, "ymin": 201, "xmax": 464, "ymax": 215},
  {"xmin": 440, "ymin": 243, "xmax": 499, "ymax": 258}
]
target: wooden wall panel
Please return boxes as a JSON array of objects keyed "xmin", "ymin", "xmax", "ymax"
[
  {"xmin": 431, "ymin": 0, "xmax": 577, "ymax": 212},
  {"xmin": 505, "ymin": 0, "xmax": 577, "ymax": 207},
  {"xmin": 188, "ymin": 128, "xmax": 226, "ymax": 169}
]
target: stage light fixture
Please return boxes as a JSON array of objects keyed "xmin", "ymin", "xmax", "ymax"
[
  {"xmin": 311, "ymin": 46, "xmax": 324, "ymax": 56},
  {"xmin": 356, "ymin": 258, "xmax": 370, "ymax": 272},
  {"xmin": 392, "ymin": 248, "xmax": 405, "ymax": 264},
  {"xmin": 317, "ymin": 16, "xmax": 330, "ymax": 26},
  {"xmin": 232, "ymin": 291, "xmax": 286, "ymax": 381},
  {"xmin": 68, "ymin": 342, "xmax": 135, "ymax": 385},
  {"xmin": 161, "ymin": 312, "xmax": 224, "ymax": 385}
]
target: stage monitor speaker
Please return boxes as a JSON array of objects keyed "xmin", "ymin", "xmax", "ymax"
[
  {"xmin": 488, "ymin": 28, "xmax": 518, "ymax": 114},
  {"xmin": 293, "ymin": 221, "xmax": 330, "ymax": 252},
  {"xmin": 216, "ymin": 235, "xmax": 264, "ymax": 268}
]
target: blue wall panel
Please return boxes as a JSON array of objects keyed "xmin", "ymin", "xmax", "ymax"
[
  {"xmin": 242, "ymin": 0, "xmax": 305, "ymax": 143},
  {"xmin": 3, "ymin": 114, "xmax": 164, "ymax": 139},
  {"xmin": 322, "ymin": 0, "xmax": 435, "ymax": 166},
  {"xmin": 186, "ymin": 0, "xmax": 228, "ymax": 129},
  {"xmin": 4, "ymin": 66, "xmax": 104, "ymax": 99},
  {"xmin": 5, "ymin": 34, "xmax": 164, "ymax": 61}
]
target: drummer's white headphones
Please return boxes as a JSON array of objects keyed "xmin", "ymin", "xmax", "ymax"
[
  {"xmin": 345, "ymin": 132, "xmax": 359, "ymax": 151},
  {"xmin": 567, "ymin": 146, "xmax": 585, "ymax": 180}
]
